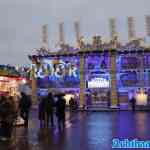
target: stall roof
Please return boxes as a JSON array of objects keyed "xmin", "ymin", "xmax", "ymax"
[{"xmin": 0, "ymin": 65, "xmax": 21, "ymax": 77}]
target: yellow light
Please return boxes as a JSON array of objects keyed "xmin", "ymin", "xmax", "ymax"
[
  {"xmin": 135, "ymin": 91, "xmax": 148, "ymax": 106},
  {"xmin": 64, "ymin": 94, "xmax": 75, "ymax": 105}
]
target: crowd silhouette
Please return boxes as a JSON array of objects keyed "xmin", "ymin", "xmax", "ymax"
[
  {"xmin": 38, "ymin": 92, "xmax": 67, "ymax": 130},
  {"xmin": 0, "ymin": 91, "xmax": 77, "ymax": 141}
]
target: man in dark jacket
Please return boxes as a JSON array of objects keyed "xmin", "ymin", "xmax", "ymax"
[
  {"xmin": 38, "ymin": 96, "xmax": 45, "ymax": 127},
  {"xmin": 43, "ymin": 92, "xmax": 55, "ymax": 128},
  {"xmin": 56, "ymin": 93, "xmax": 66, "ymax": 130},
  {"xmin": 19, "ymin": 92, "xmax": 32, "ymax": 127}
]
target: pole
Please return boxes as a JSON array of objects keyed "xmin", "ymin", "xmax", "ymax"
[
  {"xmin": 31, "ymin": 63, "xmax": 37, "ymax": 104},
  {"xmin": 110, "ymin": 51, "xmax": 118, "ymax": 108},
  {"xmin": 79, "ymin": 54, "xmax": 85, "ymax": 108}
]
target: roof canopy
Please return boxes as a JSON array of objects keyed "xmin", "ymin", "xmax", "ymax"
[{"xmin": 0, "ymin": 65, "xmax": 21, "ymax": 77}]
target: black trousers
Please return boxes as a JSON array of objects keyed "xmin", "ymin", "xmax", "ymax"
[
  {"xmin": 57, "ymin": 113, "xmax": 65, "ymax": 129},
  {"xmin": 132, "ymin": 104, "xmax": 135, "ymax": 111},
  {"xmin": 0, "ymin": 121, "xmax": 13, "ymax": 138},
  {"xmin": 44, "ymin": 112, "xmax": 54, "ymax": 127}
]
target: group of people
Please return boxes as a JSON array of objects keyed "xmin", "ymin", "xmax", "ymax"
[
  {"xmin": 0, "ymin": 92, "xmax": 31, "ymax": 141},
  {"xmin": 0, "ymin": 91, "xmax": 67, "ymax": 141},
  {"xmin": 38, "ymin": 92, "xmax": 66, "ymax": 130}
]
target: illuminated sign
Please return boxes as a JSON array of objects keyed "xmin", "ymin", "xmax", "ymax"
[
  {"xmin": 36, "ymin": 58, "xmax": 80, "ymax": 88},
  {"xmin": 34, "ymin": 59, "xmax": 79, "ymax": 79},
  {"xmin": 87, "ymin": 77, "xmax": 110, "ymax": 88},
  {"xmin": 37, "ymin": 88, "xmax": 48, "ymax": 96}
]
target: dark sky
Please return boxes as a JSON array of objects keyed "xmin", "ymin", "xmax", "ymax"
[{"xmin": 0, "ymin": 0, "xmax": 149, "ymax": 65}]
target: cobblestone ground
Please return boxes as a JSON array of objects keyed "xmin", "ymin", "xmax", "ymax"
[{"xmin": 0, "ymin": 111, "xmax": 150, "ymax": 150}]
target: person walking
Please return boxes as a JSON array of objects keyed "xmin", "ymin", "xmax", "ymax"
[
  {"xmin": 131, "ymin": 97, "xmax": 136, "ymax": 111},
  {"xmin": 69, "ymin": 97, "xmax": 74, "ymax": 112},
  {"xmin": 56, "ymin": 93, "xmax": 66, "ymax": 130},
  {"xmin": 38, "ymin": 96, "xmax": 45, "ymax": 127},
  {"xmin": 43, "ymin": 92, "xmax": 55, "ymax": 128},
  {"xmin": 0, "ymin": 96, "xmax": 17, "ymax": 140},
  {"xmin": 19, "ymin": 92, "xmax": 32, "ymax": 127}
]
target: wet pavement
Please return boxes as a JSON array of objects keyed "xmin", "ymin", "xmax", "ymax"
[{"xmin": 0, "ymin": 111, "xmax": 150, "ymax": 150}]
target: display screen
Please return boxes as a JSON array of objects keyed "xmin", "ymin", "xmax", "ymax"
[
  {"xmin": 85, "ymin": 55, "xmax": 110, "ymax": 88},
  {"xmin": 118, "ymin": 71, "xmax": 140, "ymax": 87},
  {"xmin": 120, "ymin": 56, "xmax": 140, "ymax": 69},
  {"xmin": 36, "ymin": 57, "xmax": 80, "ymax": 88},
  {"xmin": 85, "ymin": 55, "xmax": 109, "ymax": 71}
]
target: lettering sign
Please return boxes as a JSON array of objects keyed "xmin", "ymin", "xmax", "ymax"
[{"xmin": 88, "ymin": 77, "xmax": 110, "ymax": 88}]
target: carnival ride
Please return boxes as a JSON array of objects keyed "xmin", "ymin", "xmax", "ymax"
[
  {"xmin": 28, "ymin": 35, "xmax": 150, "ymax": 108},
  {"xmin": 28, "ymin": 17, "xmax": 150, "ymax": 108}
]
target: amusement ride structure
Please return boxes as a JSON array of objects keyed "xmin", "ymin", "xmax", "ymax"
[{"xmin": 29, "ymin": 16, "xmax": 150, "ymax": 109}]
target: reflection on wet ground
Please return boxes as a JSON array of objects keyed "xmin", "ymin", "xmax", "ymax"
[{"xmin": 0, "ymin": 111, "xmax": 150, "ymax": 150}]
